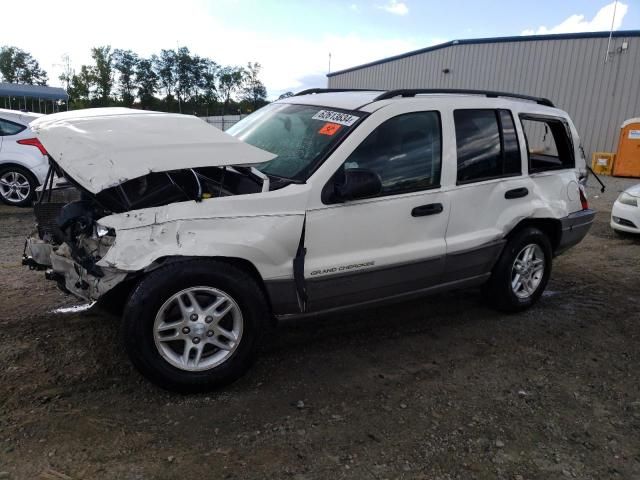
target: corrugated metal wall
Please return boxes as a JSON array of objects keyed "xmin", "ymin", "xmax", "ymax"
[{"xmin": 328, "ymin": 35, "xmax": 640, "ymax": 157}]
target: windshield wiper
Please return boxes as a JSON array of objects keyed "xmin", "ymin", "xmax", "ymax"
[{"xmin": 264, "ymin": 172, "xmax": 305, "ymax": 184}]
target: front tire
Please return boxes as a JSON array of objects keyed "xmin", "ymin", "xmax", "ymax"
[
  {"xmin": 0, "ymin": 165, "xmax": 37, "ymax": 207},
  {"xmin": 485, "ymin": 227, "xmax": 552, "ymax": 312},
  {"xmin": 122, "ymin": 259, "xmax": 269, "ymax": 392}
]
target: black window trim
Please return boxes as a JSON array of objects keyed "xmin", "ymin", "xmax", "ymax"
[
  {"xmin": 518, "ymin": 113, "xmax": 575, "ymax": 174},
  {"xmin": 0, "ymin": 118, "xmax": 27, "ymax": 136},
  {"xmin": 454, "ymin": 108, "xmax": 523, "ymax": 186},
  {"xmin": 322, "ymin": 109, "xmax": 443, "ymax": 204}
]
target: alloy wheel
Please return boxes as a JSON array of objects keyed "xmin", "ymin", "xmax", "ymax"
[
  {"xmin": 511, "ymin": 243, "xmax": 545, "ymax": 299},
  {"xmin": 153, "ymin": 286, "xmax": 243, "ymax": 372},
  {"xmin": 0, "ymin": 171, "xmax": 31, "ymax": 204}
]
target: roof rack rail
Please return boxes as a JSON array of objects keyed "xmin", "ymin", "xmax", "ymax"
[
  {"xmin": 294, "ymin": 88, "xmax": 382, "ymax": 96},
  {"xmin": 373, "ymin": 89, "xmax": 555, "ymax": 107}
]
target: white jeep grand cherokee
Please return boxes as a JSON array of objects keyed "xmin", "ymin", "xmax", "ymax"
[{"xmin": 24, "ymin": 89, "xmax": 595, "ymax": 392}]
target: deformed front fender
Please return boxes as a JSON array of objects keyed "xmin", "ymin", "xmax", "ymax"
[{"xmin": 96, "ymin": 214, "xmax": 305, "ymax": 282}]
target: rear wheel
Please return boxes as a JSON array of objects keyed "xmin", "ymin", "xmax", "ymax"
[
  {"xmin": 485, "ymin": 227, "xmax": 552, "ymax": 312},
  {"xmin": 0, "ymin": 165, "xmax": 37, "ymax": 207},
  {"xmin": 122, "ymin": 259, "xmax": 269, "ymax": 392}
]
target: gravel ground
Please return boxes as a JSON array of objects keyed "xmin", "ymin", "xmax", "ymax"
[{"xmin": 0, "ymin": 176, "xmax": 639, "ymax": 480}]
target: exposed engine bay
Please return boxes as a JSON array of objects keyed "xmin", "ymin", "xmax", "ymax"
[{"xmin": 23, "ymin": 161, "xmax": 268, "ymax": 301}]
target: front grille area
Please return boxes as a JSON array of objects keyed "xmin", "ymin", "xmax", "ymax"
[{"xmin": 33, "ymin": 202, "xmax": 66, "ymax": 240}]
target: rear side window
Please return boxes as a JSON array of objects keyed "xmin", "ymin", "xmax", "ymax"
[
  {"xmin": 520, "ymin": 116, "xmax": 575, "ymax": 172},
  {"xmin": 0, "ymin": 119, "xmax": 26, "ymax": 136},
  {"xmin": 454, "ymin": 109, "xmax": 521, "ymax": 184},
  {"xmin": 341, "ymin": 111, "xmax": 442, "ymax": 196}
]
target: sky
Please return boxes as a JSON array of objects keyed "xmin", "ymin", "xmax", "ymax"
[{"xmin": 1, "ymin": 0, "xmax": 639, "ymax": 99}]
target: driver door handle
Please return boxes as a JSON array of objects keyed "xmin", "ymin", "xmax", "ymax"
[{"xmin": 411, "ymin": 203, "xmax": 444, "ymax": 217}]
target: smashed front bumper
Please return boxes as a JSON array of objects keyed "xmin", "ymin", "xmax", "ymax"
[{"xmin": 23, "ymin": 234, "xmax": 127, "ymax": 301}]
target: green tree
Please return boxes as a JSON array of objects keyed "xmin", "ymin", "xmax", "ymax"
[
  {"xmin": 68, "ymin": 65, "xmax": 94, "ymax": 108},
  {"xmin": 241, "ymin": 62, "xmax": 267, "ymax": 110},
  {"xmin": 0, "ymin": 46, "xmax": 48, "ymax": 85},
  {"xmin": 155, "ymin": 49, "xmax": 177, "ymax": 110},
  {"xmin": 90, "ymin": 46, "xmax": 113, "ymax": 106},
  {"xmin": 197, "ymin": 58, "xmax": 218, "ymax": 113},
  {"xmin": 136, "ymin": 57, "xmax": 158, "ymax": 109},
  {"xmin": 218, "ymin": 66, "xmax": 245, "ymax": 115},
  {"xmin": 174, "ymin": 47, "xmax": 197, "ymax": 111},
  {"xmin": 113, "ymin": 49, "xmax": 139, "ymax": 106}
]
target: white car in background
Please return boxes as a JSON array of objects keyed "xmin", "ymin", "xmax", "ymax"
[
  {"xmin": 0, "ymin": 108, "xmax": 48, "ymax": 206},
  {"xmin": 611, "ymin": 183, "xmax": 640, "ymax": 234}
]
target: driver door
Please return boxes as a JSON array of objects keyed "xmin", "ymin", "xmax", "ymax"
[{"xmin": 303, "ymin": 110, "xmax": 450, "ymax": 312}]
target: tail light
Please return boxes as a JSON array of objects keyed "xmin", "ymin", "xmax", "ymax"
[
  {"xmin": 17, "ymin": 138, "xmax": 48, "ymax": 156},
  {"xmin": 579, "ymin": 185, "xmax": 589, "ymax": 210}
]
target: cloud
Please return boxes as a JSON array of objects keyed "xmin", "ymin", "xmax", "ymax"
[
  {"xmin": 522, "ymin": 1, "xmax": 628, "ymax": 35},
  {"xmin": 349, "ymin": 4, "xmax": 360, "ymax": 12},
  {"xmin": 378, "ymin": 0, "xmax": 409, "ymax": 16},
  {"xmin": 0, "ymin": 0, "xmax": 420, "ymax": 99}
]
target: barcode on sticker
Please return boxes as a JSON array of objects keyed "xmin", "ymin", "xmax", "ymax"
[{"xmin": 312, "ymin": 110, "xmax": 359, "ymax": 126}]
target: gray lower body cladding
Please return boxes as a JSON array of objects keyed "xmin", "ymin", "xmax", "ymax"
[
  {"xmin": 267, "ymin": 208, "xmax": 594, "ymax": 318},
  {"xmin": 555, "ymin": 209, "xmax": 595, "ymax": 255},
  {"xmin": 267, "ymin": 240, "xmax": 505, "ymax": 317}
]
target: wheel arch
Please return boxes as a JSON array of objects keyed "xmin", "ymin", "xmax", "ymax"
[
  {"xmin": 99, "ymin": 254, "xmax": 277, "ymax": 319},
  {"xmin": 0, "ymin": 161, "xmax": 40, "ymax": 184},
  {"xmin": 505, "ymin": 218, "xmax": 562, "ymax": 254},
  {"xmin": 148, "ymin": 255, "xmax": 275, "ymax": 316}
]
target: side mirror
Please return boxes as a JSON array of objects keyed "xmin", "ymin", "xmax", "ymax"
[{"xmin": 334, "ymin": 168, "xmax": 382, "ymax": 201}]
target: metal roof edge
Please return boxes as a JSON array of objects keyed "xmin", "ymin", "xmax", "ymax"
[
  {"xmin": 0, "ymin": 82, "xmax": 69, "ymax": 100},
  {"xmin": 327, "ymin": 30, "xmax": 640, "ymax": 78}
]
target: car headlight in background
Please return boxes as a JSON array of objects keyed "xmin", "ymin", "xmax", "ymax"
[{"xmin": 617, "ymin": 192, "xmax": 638, "ymax": 207}]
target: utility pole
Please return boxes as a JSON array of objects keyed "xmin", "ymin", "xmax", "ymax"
[
  {"xmin": 328, "ymin": 52, "xmax": 332, "ymax": 74},
  {"xmin": 604, "ymin": 0, "xmax": 619, "ymax": 64}
]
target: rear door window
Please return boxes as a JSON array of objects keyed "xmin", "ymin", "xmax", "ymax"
[
  {"xmin": 520, "ymin": 116, "xmax": 575, "ymax": 172},
  {"xmin": 0, "ymin": 119, "xmax": 26, "ymax": 136},
  {"xmin": 454, "ymin": 109, "xmax": 521, "ymax": 184}
]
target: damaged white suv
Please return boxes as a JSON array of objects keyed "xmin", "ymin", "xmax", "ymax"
[{"xmin": 24, "ymin": 89, "xmax": 594, "ymax": 392}]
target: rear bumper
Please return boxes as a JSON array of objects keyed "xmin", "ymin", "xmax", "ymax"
[{"xmin": 555, "ymin": 209, "xmax": 595, "ymax": 255}]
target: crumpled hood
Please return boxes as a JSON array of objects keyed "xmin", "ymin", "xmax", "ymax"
[{"xmin": 30, "ymin": 108, "xmax": 276, "ymax": 194}]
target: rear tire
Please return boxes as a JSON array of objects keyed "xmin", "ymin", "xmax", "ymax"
[
  {"xmin": 485, "ymin": 227, "xmax": 552, "ymax": 312},
  {"xmin": 0, "ymin": 165, "xmax": 37, "ymax": 207},
  {"xmin": 122, "ymin": 259, "xmax": 269, "ymax": 392}
]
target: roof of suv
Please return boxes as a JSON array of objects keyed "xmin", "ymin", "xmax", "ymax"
[{"xmin": 277, "ymin": 89, "xmax": 562, "ymax": 115}]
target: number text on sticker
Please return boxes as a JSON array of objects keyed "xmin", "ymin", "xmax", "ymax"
[{"xmin": 311, "ymin": 110, "xmax": 360, "ymax": 126}]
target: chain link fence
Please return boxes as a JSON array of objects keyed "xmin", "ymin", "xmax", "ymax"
[{"xmin": 203, "ymin": 114, "xmax": 248, "ymax": 131}]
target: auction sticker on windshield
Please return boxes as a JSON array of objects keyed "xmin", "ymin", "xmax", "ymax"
[
  {"xmin": 318, "ymin": 123, "xmax": 341, "ymax": 136},
  {"xmin": 312, "ymin": 110, "xmax": 360, "ymax": 126}
]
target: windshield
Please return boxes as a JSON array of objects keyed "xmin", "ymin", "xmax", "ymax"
[{"xmin": 227, "ymin": 103, "xmax": 362, "ymax": 180}]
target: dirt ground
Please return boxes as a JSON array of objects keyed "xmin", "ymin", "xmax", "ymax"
[{"xmin": 0, "ymin": 176, "xmax": 639, "ymax": 480}]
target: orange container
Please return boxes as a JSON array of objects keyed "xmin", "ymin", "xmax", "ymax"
[
  {"xmin": 613, "ymin": 118, "xmax": 640, "ymax": 178},
  {"xmin": 591, "ymin": 152, "xmax": 615, "ymax": 175}
]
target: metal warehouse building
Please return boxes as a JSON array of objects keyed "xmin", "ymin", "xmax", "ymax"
[{"xmin": 327, "ymin": 31, "xmax": 640, "ymax": 157}]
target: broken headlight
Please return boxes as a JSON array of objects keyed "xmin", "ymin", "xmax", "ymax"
[{"xmin": 95, "ymin": 223, "xmax": 115, "ymax": 238}]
